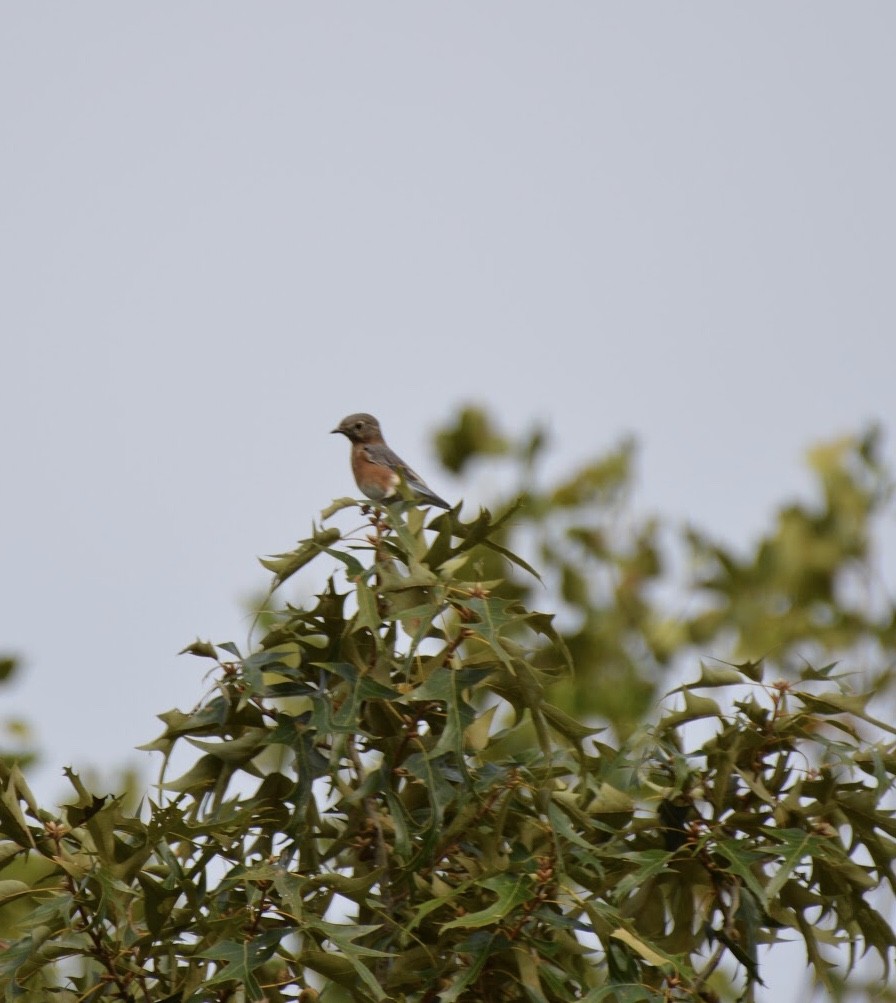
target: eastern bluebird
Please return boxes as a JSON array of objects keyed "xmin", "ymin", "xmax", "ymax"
[{"xmin": 331, "ymin": 413, "xmax": 451, "ymax": 509}]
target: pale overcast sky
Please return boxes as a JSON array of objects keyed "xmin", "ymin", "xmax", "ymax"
[{"xmin": 2, "ymin": 6, "xmax": 894, "ymax": 997}]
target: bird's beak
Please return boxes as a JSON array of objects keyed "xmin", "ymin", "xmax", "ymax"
[{"xmin": 331, "ymin": 427, "xmax": 343, "ymax": 435}]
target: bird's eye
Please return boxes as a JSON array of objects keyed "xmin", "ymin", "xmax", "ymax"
[{"xmin": 354, "ymin": 422, "xmax": 363, "ymax": 431}]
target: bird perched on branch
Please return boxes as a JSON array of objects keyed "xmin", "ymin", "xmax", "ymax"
[{"xmin": 331, "ymin": 413, "xmax": 451, "ymax": 509}]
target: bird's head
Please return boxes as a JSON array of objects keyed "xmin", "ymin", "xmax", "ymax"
[{"xmin": 331, "ymin": 413, "xmax": 382, "ymax": 444}]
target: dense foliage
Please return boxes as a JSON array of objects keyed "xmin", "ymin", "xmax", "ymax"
[{"xmin": 0, "ymin": 411, "xmax": 894, "ymax": 1002}]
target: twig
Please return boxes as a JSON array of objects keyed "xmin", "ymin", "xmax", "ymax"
[
  {"xmin": 47, "ymin": 822, "xmax": 135, "ymax": 1001},
  {"xmin": 694, "ymin": 875, "xmax": 741, "ymax": 994}
]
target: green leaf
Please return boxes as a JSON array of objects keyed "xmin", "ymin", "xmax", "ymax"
[
  {"xmin": 178, "ymin": 639, "xmax": 220, "ymax": 659},
  {"xmin": 301, "ymin": 949, "xmax": 365, "ymax": 990},
  {"xmin": 761, "ymin": 827, "xmax": 820, "ymax": 900},
  {"xmin": 305, "ymin": 867, "xmax": 385, "ymax": 898},
  {"xmin": 679, "ymin": 662, "xmax": 749, "ymax": 689},
  {"xmin": 588, "ymin": 783, "xmax": 635, "ymax": 817},
  {"xmin": 0, "ymin": 657, "xmax": 18, "ymax": 683},
  {"xmin": 303, "ymin": 919, "xmax": 392, "ymax": 1000},
  {"xmin": 140, "ymin": 698, "xmax": 231, "ymax": 748},
  {"xmin": 798, "ymin": 689, "xmax": 896, "ymax": 735},
  {"xmin": 403, "ymin": 664, "xmax": 492, "ymax": 703},
  {"xmin": 0, "ymin": 925, "xmax": 53, "ymax": 979},
  {"xmin": 461, "ymin": 596, "xmax": 528, "ymax": 671},
  {"xmin": 353, "ymin": 576, "xmax": 382, "ymax": 633},
  {"xmin": 547, "ymin": 800, "xmax": 603, "ymax": 850},
  {"xmin": 320, "ymin": 497, "xmax": 360, "ymax": 519},
  {"xmin": 481, "ymin": 537, "xmax": 543, "ymax": 581},
  {"xmin": 259, "ymin": 527, "xmax": 342, "ymax": 586},
  {"xmin": 0, "ymin": 880, "xmax": 32, "ymax": 906},
  {"xmin": 160, "ymin": 754, "xmax": 225, "ymax": 793},
  {"xmin": 0, "ymin": 769, "xmax": 36, "ymax": 848},
  {"xmin": 431, "ymin": 930, "xmax": 498, "ymax": 1003},
  {"xmin": 714, "ymin": 839, "xmax": 770, "ymax": 909},
  {"xmin": 614, "ymin": 849, "xmax": 675, "ymax": 898},
  {"xmin": 0, "ymin": 841, "xmax": 24, "ymax": 867},
  {"xmin": 658, "ymin": 690, "xmax": 722, "ymax": 731},
  {"xmin": 610, "ymin": 927, "xmax": 674, "ymax": 969},
  {"xmin": 541, "ymin": 701, "xmax": 600, "ymax": 741},
  {"xmin": 186, "ymin": 729, "xmax": 268, "ymax": 764},
  {"xmin": 408, "ymin": 876, "xmax": 475, "ymax": 930},
  {"xmin": 200, "ymin": 929, "xmax": 283, "ymax": 998},
  {"xmin": 441, "ymin": 874, "xmax": 532, "ymax": 930}
]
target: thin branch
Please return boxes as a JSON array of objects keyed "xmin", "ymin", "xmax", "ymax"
[{"xmin": 693, "ymin": 875, "xmax": 741, "ymax": 994}]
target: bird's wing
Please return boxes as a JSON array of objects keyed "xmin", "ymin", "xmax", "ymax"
[
  {"xmin": 364, "ymin": 444, "xmax": 448, "ymax": 506},
  {"xmin": 364, "ymin": 443, "xmax": 417, "ymax": 478}
]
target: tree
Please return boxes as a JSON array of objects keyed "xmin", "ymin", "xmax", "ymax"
[{"xmin": 0, "ymin": 410, "xmax": 894, "ymax": 1001}]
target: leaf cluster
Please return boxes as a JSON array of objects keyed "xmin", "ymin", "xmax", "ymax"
[
  {"xmin": 1, "ymin": 493, "xmax": 894, "ymax": 1002},
  {"xmin": 433, "ymin": 412, "xmax": 895, "ymax": 741}
]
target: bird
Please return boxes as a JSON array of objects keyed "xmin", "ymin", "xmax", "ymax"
[{"xmin": 331, "ymin": 413, "xmax": 451, "ymax": 509}]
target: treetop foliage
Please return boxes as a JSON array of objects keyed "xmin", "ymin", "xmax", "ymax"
[{"xmin": 0, "ymin": 409, "xmax": 894, "ymax": 1002}]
